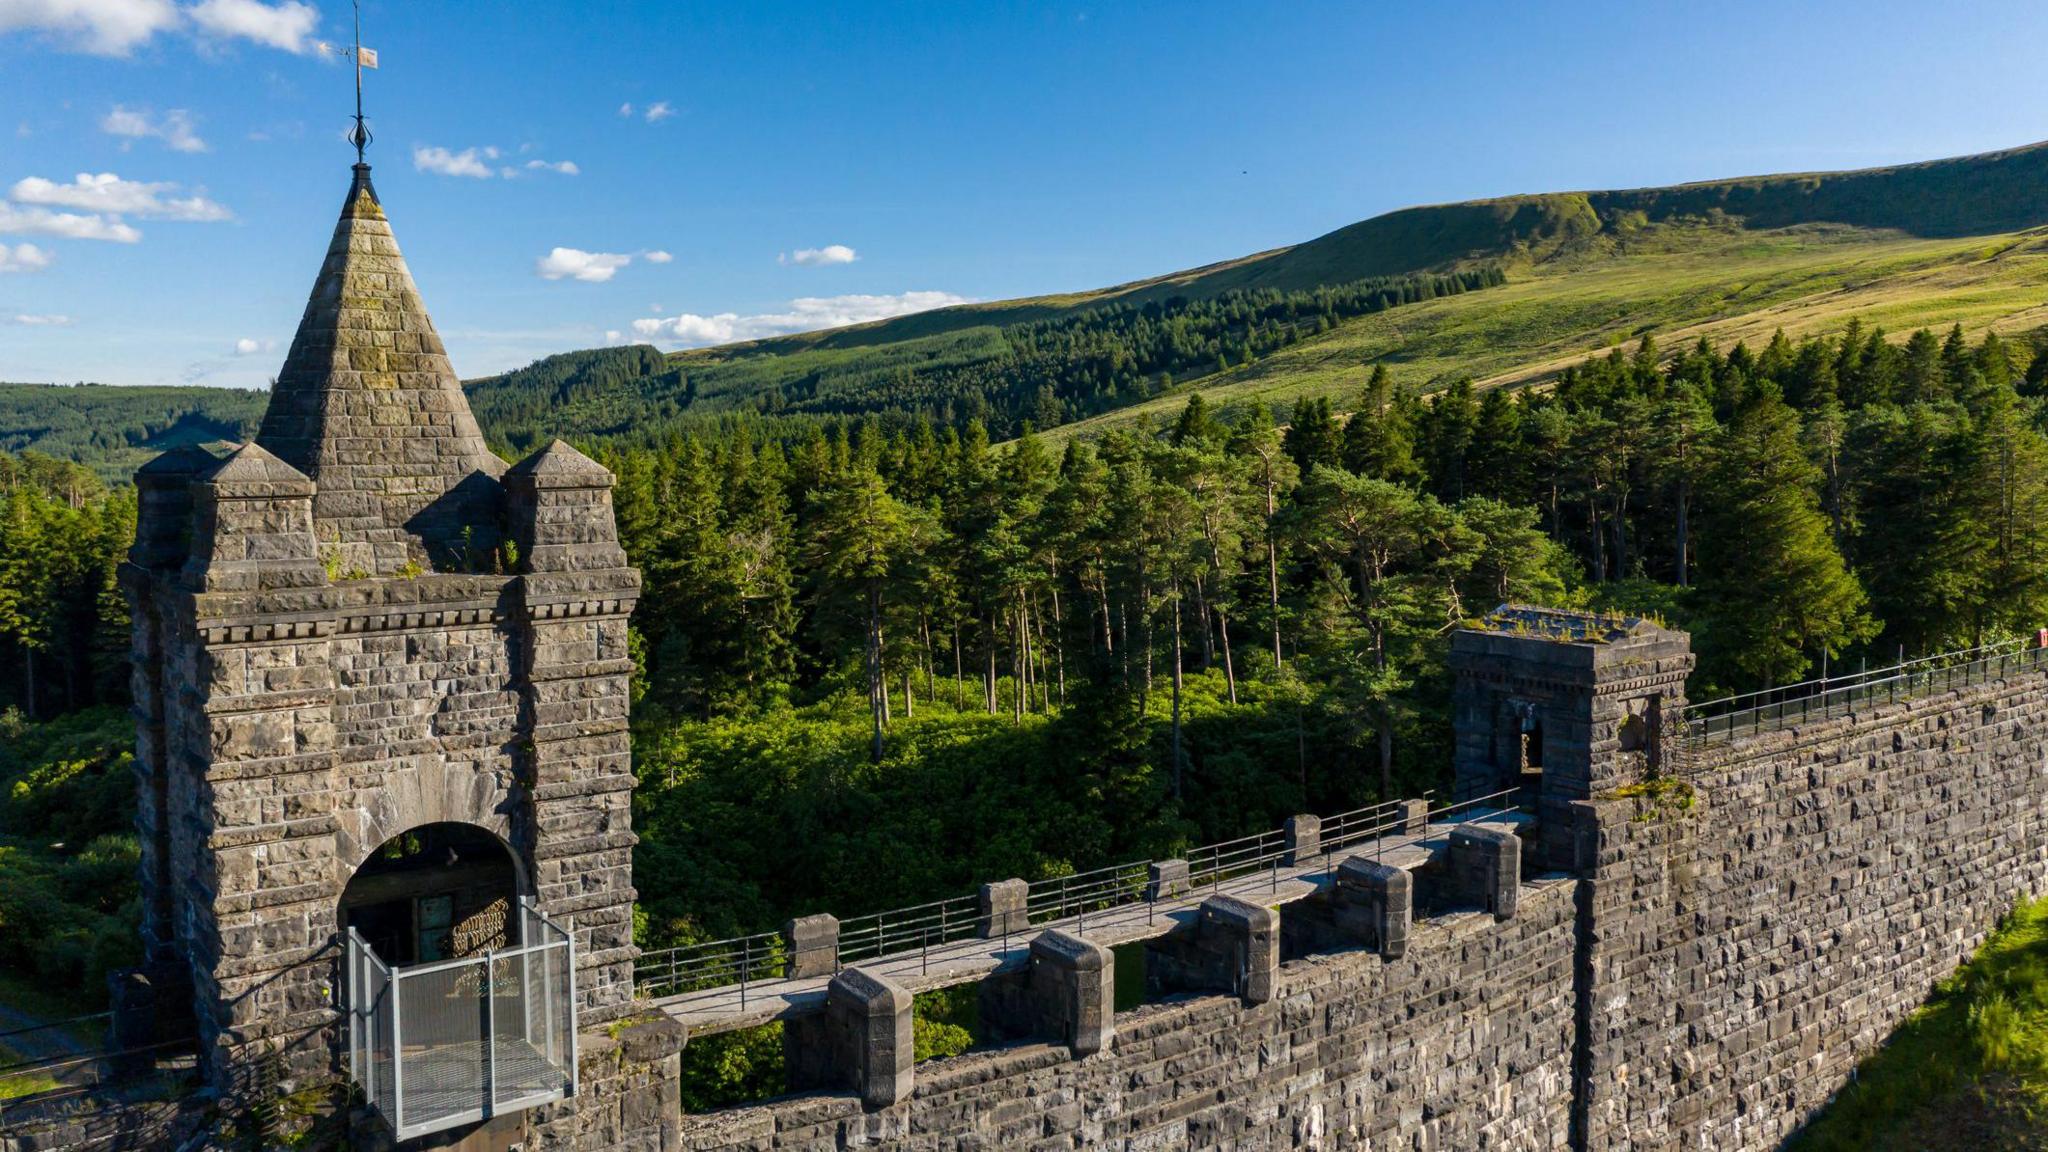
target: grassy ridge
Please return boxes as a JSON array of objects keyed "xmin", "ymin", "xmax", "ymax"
[
  {"xmin": 1050, "ymin": 221, "xmax": 2048, "ymax": 439},
  {"xmin": 466, "ymin": 141, "xmax": 2048, "ymax": 451},
  {"xmin": 664, "ymin": 139, "xmax": 2048, "ymax": 355},
  {"xmin": 12, "ymin": 142, "xmax": 2048, "ymax": 478}
]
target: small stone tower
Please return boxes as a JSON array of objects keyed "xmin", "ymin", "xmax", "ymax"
[
  {"xmin": 1449, "ymin": 605, "xmax": 1692, "ymax": 867},
  {"xmin": 120, "ymin": 163, "xmax": 643, "ymax": 1108}
]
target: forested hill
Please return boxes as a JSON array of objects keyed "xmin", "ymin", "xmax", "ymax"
[
  {"xmin": 11, "ymin": 142, "xmax": 2048, "ymax": 479},
  {"xmin": 0, "ymin": 383, "xmax": 264, "ymax": 481},
  {"xmin": 461, "ymin": 140, "xmax": 2048, "ymax": 451}
]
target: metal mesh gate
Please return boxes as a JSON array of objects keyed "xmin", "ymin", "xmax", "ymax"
[{"xmin": 346, "ymin": 898, "xmax": 577, "ymax": 1141}]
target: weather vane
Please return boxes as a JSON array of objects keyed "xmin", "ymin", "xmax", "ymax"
[{"xmin": 318, "ymin": 0, "xmax": 379, "ymax": 163}]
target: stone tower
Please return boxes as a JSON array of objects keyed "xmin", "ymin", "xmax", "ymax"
[
  {"xmin": 1449, "ymin": 604, "xmax": 1692, "ymax": 866},
  {"xmin": 120, "ymin": 163, "xmax": 643, "ymax": 1107}
]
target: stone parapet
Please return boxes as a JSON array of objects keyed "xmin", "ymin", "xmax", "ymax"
[
  {"xmin": 1335, "ymin": 855, "xmax": 1413, "ymax": 958},
  {"xmin": 1146, "ymin": 893, "xmax": 1279, "ymax": 1006},
  {"xmin": 1448, "ymin": 826, "xmax": 1521, "ymax": 919},
  {"xmin": 785, "ymin": 968, "xmax": 913, "ymax": 1111},
  {"xmin": 980, "ymin": 929, "xmax": 1114, "ymax": 1057},
  {"xmin": 978, "ymin": 878, "xmax": 1029, "ymax": 939}
]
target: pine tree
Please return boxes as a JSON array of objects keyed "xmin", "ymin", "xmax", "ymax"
[
  {"xmin": 1695, "ymin": 393, "xmax": 1876, "ymax": 687},
  {"xmin": 1228, "ymin": 403, "xmax": 1297, "ymax": 671},
  {"xmin": 1340, "ymin": 365, "xmax": 1419, "ymax": 483},
  {"xmin": 809, "ymin": 457, "xmax": 919, "ymax": 760},
  {"xmin": 1283, "ymin": 396, "xmax": 1341, "ymax": 475}
]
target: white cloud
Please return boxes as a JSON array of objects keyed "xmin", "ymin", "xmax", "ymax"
[
  {"xmin": 0, "ymin": 0, "xmax": 180, "ymax": 55},
  {"xmin": 642, "ymin": 249, "xmax": 672, "ymax": 263},
  {"xmin": 603, "ymin": 329, "xmax": 624, "ymax": 345},
  {"xmin": 232, "ymin": 336, "xmax": 263, "ymax": 354},
  {"xmin": 536, "ymin": 247, "xmax": 631, "ymax": 283},
  {"xmin": 0, "ymin": 203, "xmax": 141, "ymax": 242},
  {"xmin": 101, "ymin": 105, "xmax": 207, "ymax": 152},
  {"xmin": 9, "ymin": 312, "xmax": 70, "ymax": 324},
  {"xmin": 0, "ymin": 242, "xmax": 53, "ymax": 272},
  {"xmin": 781, "ymin": 244, "xmax": 857, "ymax": 267},
  {"xmin": 12, "ymin": 173, "xmax": 230, "ymax": 220},
  {"xmin": 413, "ymin": 144, "xmax": 495, "ymax": 179},
  {"xmin": 616, "ymin": 102, "xmax": 633, "ymax": 118},
  {"xmin": 630, "ymin": 290, "xmax": 971, "ymax": 348},
  {"xmin": 643, "ymin": 101, "xmax": 674, "ymax": 123},
  {"xmin": 0, "ymin": 0, "xmax": 318, "ymax": 55},
  {"xmin": 524, "ymin": 159, "xmax": 579, "ymax": 175},
  {"xmin": 187, "ymin": 0, "xmax": 315, "ymax": 53}
]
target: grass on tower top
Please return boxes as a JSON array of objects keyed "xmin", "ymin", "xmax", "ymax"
[{"xmin": 1789, "ymin": 895, "xmax": 2048, "ymax": 1151}]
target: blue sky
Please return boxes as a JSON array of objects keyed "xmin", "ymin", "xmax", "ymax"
[{"xmin": 3, "ymin": 0, "xmax": 2047, "ymax": 390}]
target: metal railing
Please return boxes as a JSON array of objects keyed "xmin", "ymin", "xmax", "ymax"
[
  {"xmin": 1320, "ymin": 796, "xmax": 1427, "ymax": 856},
  {"xmin": 840, "ymin": 893, "xmax": 982, "ymax": 969},
  {"xmin": 1306, "ymin": 789, "xmax": 1519, "ymax": 881},
  {"xmin": 634, "ymin": 930, "xmax": 786, "ymax": 1002},
  {"xmin": 634, "ymin": 787, "xmax": 1528, "ymax": 1002},
  {"xmin": 1685, "ymin": 639, "xmax": 2046, "ymax": 745},
  {"xmin": 347, "ymin": 899, "xmax": 577, "ymax": 1143}
]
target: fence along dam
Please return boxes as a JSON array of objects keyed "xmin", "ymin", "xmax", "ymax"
[
  {"xmin": 2, "ymin": 160, "xmax": 2045, "ymax": 1152},
  {"xmin": 654, "ymin": 610, "xmax": 2048, "ymax": 1152}
]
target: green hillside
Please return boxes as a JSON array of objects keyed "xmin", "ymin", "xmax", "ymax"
[
  {"xmin": 0, "ymin": 384, "xmax": 264, "ymax": 481},
  {"xmin": 459, "ymin": 140, "xmax": 2048, "ymax": 450},
  {"xmin": 10, "ymin": 141, "xmax": 2048, "ymax": 479}
]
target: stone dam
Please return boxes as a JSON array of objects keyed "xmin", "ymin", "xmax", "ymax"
[{"xmin": 0, "ymin": 162, "xmax": 2043, "ymax": 1152}]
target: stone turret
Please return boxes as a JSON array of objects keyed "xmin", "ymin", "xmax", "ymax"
[
  {"xmin": 118, "ymin": 163, "xmax": 666, "ymax": 1142},
  {"xmin": 257, "ymin": 163, "xmax": 506, "ymax": 577},
  {"xmin": 1450, "ymin": 604, "xmax": 1693, "ymax": 867}
]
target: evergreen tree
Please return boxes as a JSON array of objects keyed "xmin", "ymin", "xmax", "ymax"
[
  {"xmin": 1283, "ymin": 395, "xmax": 1341, "ymax": 475},
  {"xmin": 1695, "ymin": 393, "xmax": 1876, "ymax": 687},
  {"xmin": 1341, "ymin": 365, "xmax": 1419, "ymax": 484}
]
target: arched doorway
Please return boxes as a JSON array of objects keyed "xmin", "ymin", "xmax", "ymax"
[
  {"xmin": 341, "ymin": 822, "xmax": 577, "ymax": 1140},
  {"xmin": 340, "ymin": 822, "xmax": 523, "ymax": 967}
]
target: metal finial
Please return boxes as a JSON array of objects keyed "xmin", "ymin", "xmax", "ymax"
[{"xmin": 347, "ymin": 0, "xmax": 372, "ymax": 164}]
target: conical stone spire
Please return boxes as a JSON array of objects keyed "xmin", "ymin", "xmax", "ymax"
[{"xmin": 257, "ymin": 163, "xmax": 504, "ymax": 575}]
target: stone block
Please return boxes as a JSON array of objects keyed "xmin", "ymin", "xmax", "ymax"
[
  {"xmin": 980, "ymin": 878, "xmax": 1029, "ymax": 939},
  {"xmin": 784, "ymin": 914, "xmax": 840, "ymax": 979},
  {"xmin": 1334, "ymin": 856, "xmax": 1412, "ymax": 958},
  {"xmin": 1145, "ymin": 859, "xmax": 1188, "ymax": 902},
  {"xmin": 981, "ymin": 929, "xmax": 1114, "ymax": 1058},
  {"xmin": 1147, "ymin": 894, "xmax": 1280, "ymax": 1007},
  {"xmin": 1449, "ymin": 826, "xmax": 1520, "ymax": 919},
  {"xmin": 827, "ymin": 967, "xmax": 913, "ymax": 1109},
  {"xmin": 1283, "ymin": 814, "xmax": 1321, "ymax": 866}
]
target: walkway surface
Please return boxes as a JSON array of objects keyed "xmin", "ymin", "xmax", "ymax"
[{"xmin": 655, "ymin": 810, "xmax": 1530, "ymax": 1038}]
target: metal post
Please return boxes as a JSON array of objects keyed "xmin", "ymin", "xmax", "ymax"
[
  {"xmin": 485, "ymin": 949, "xmax": 497, "ymax": 1113},
  {"xmin": 346, "ymin": 931, "xmax": 360, "ymax": 1092},
  {"xmin": 390, "ymin": 967, "xmax": 404, "ymax": 1136},
  {"xmin": 542, "ymin": 934, "xmax": 556, "ymax": 1066},
  {"xmin": 564, "ymin": 913, "xmax": 580, "ymax": 1101},
  {"xmin": 741, "ymin": 936, "xmax": 750, "ymax": 1011}
]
